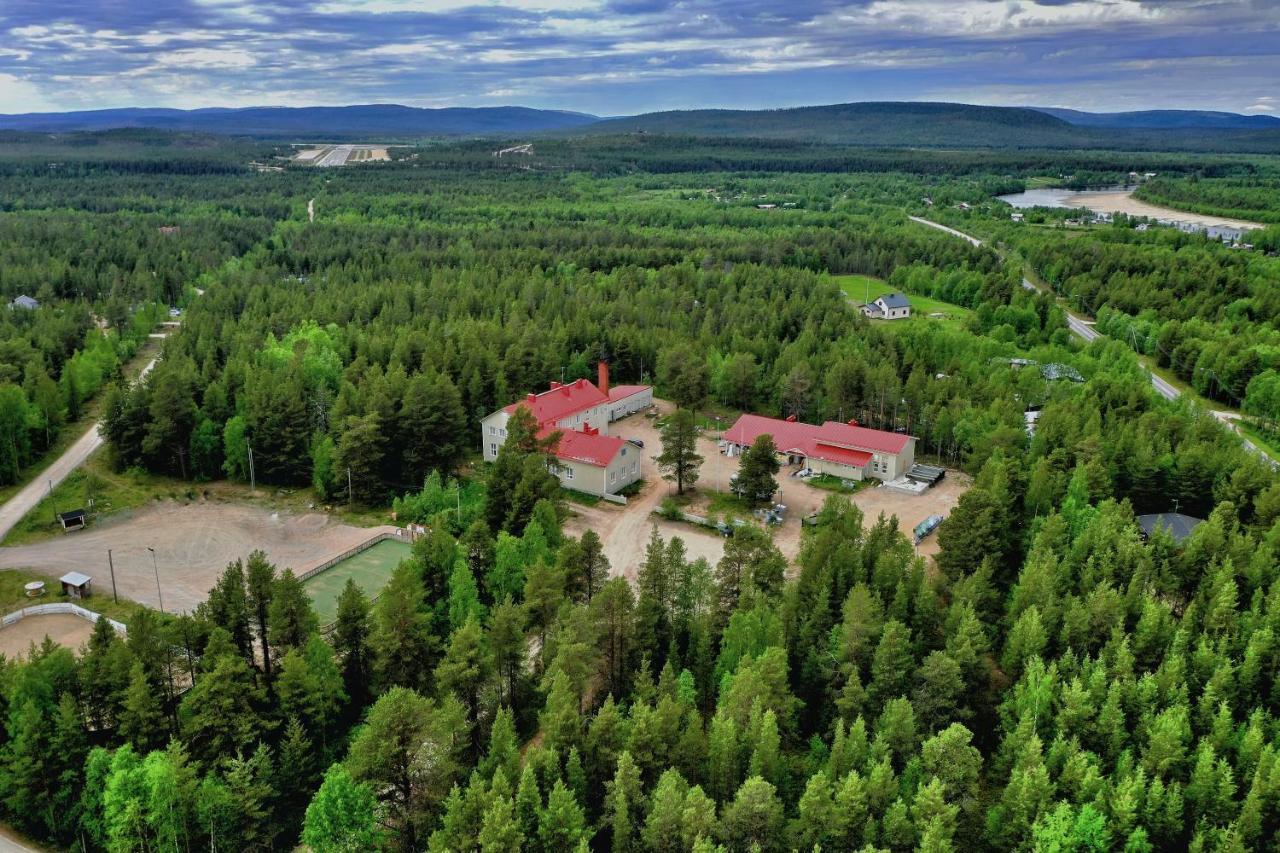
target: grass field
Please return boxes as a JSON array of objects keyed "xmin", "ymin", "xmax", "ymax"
[
  {"xmin": 831, "ymin": 274, "xmax": 973, "ymax": 326},
  {"xmin": 303, "ymin": 538, "xmax": 413, "ymax": 624}
]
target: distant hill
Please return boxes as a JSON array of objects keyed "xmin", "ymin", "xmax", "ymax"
[
  {"xmin": 1036, "ymin": 107, "xmax": 1280, "ymax": 130},
  {"xmin": 0, "ymin": 104, "xmax": 600, "ymax": 137},
  {"xmin": 581, "ymin": 101, "xmax": 1280, "ymax": 152}
]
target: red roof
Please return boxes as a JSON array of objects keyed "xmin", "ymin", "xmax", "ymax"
[
  {"xmin": 803, "ymin": 440, "xmax": 873, "ymax": 468},
  {"xmin": 607, "ymin": 384, "xmax": 649, "ymax": 402},
  {"xmin": 723, "ymin": 413, "xmax": 911, "ymax": 461},
  {"xmin": 504, "ymin": 378, "xmax": 608, "ymax": 426},
  {"xmin": 545, "ymin": 427, "xmax": 625, "ymax": 468}
]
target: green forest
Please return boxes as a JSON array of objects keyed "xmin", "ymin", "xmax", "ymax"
[{"xmin": 0, "ymin": 132, "xmax": 1278, "ymax": 852}]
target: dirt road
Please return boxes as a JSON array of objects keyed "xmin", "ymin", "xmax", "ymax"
[{"xmin": 0, "ymin": 502, "xmax": 395, "ymax": 614}]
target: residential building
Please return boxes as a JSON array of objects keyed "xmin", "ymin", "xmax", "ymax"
[
  {"xmin": 861, "ymin": 292, "xmax": 911, "ymax": 320},
  {"xmin": 9, "ymin": 295, "xmax": 38, "ymax": 310},
  {"xmin": 480, "ymin": 362, "xmax": 651, "ymax": 497},
  {"xmin": 723, "ymin": 414, "xmax": 916, "ymax": 482}
]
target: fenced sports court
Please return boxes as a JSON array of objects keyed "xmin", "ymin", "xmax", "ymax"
[{"xmin": 302, "ymin": 536, "xmax": 413, "ymax": 624}]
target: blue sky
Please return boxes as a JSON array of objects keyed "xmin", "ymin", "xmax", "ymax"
[{"xmin": 0, "ymin": 0, "xmax": 1276, "ymax": 115}]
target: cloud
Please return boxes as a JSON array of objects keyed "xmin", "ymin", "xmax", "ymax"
[{"xmin": 0, "ymin": 0, "xmax": 1275, "ymax": 113}]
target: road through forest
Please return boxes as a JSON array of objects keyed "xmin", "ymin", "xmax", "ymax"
[{"xmin": 908, "ymin": 216, "xmax": 1276, "ymax": 466}]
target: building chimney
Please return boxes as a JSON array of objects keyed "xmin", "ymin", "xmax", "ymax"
[
  {"xmin": 526, "ymin": 393, "xmax": 537, "ymax": 405},
  {"xmin": 847, "ymin": 419, "xmax": 859, "ymax": 427},
  {"xmin": 785, "ymin": 414, "xmax": 797, "ymax": 423},
  {"xmin": 550, "ymin": 381, "xmax": 561, "ymax": 390},
  {"xmin": 597, "ymin": 360, "xmax": 610, "ymax": 396}
]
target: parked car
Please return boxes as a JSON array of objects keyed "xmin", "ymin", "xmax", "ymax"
[{"xmin": 627, "ymin": 438, "xmax": 644, "ymax": 448}]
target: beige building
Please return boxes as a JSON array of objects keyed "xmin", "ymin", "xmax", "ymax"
[
  {"xmin": 481, "ymin": 363, "xmax": 652, "ymax": 497},
  {"xmin": 723, "ymin": 414, "xmax": 916, "ymax": 483}
]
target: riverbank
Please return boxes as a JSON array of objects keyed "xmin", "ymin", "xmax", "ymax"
[{"xmin": 1063, "ymin": 190, "xmax": 1263, "ymax": 231}]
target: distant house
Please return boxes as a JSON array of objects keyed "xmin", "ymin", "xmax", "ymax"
[
  {"xmin": 861, "ymin": 292, "xmax": 911, "ymax": 321},
  {"xmin": 1010, "ymin": 212, "xmax": 1025, "ymax": 222},
  {"xmin": 9, "ymin": 295, "xmax": 38, "ymax": 311},
  {"xmin": 1040, "ymin": 363, "xmax": 1084, "ymax": 383},
  {"xmin": 480, "ymin": 362, "xmax": 651, "ymax": 498},
  {"xmin": 756, "ymin": 204, "xmax": 777, "ymax": 210},
  {"xmin": 1137, "ymin": 513, "xmax": 1204, "ymax": 545}
]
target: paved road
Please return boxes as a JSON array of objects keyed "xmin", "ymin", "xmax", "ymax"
[
  {"xmin": 908, "ymin": 216, "xmax": 1279, "ymax": 456},
  {"xmin": 0, "ymin": 345, "xmax": 167, "ymax": 545}
]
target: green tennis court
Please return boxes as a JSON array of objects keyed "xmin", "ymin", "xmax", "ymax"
[{"xmin": 304, "ymin": 538, "xmax": 413, "ymax": 624}]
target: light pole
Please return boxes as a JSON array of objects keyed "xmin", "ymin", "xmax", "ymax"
[
  {"xmin": 245, "ymin": 440, "xmax": 255, "ymax": 491},
  {"xmin": 147, "ymin": 547, "xmax": 165, "ymax": 613}
]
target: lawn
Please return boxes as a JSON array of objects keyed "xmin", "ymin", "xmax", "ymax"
[
  {"xmin": 831, "ymin": 274, "xmax": 973, "ymax": 325},
  {"xmin": 0, "ymin": 568, "xmax": 152, "ymax": 625},
  {"xmin": 1237, "ymin": 421, "xmax": 1280, "ymax": 465}
]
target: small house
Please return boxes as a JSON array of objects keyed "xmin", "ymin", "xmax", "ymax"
[
  {"xmin": 861, "ymin": 292, "xmax": 911, "ymax": 320},
  {"xmin": 1137, "ymin": 513, "xmax": 1204, "ymax": 545},
  {"xmin": 59, "ymin": 572, "xmax": 92, "ymax": 599},
  {"xmin": 9, "ymin": 295, "xmax": 38, "ymax": 311}
]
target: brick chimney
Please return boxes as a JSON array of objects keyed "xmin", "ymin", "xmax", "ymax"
[
  {"xmin": 598, "ymin": 360, "xmax": 610, "ymax": 396},
  {"xmin": 847, "ymin": 419, "xmax": 859, "ymax": 427},
  {"xmin": 526, "ymin": 393, "xmax": 536, "ymax": 405},
  {"xmin": 785, "ymin": 414, "xmax": 797, "ymax": 423},
  {"xmin": 550, "ymin": 381, "xmax": 561, "ymax": 390}
]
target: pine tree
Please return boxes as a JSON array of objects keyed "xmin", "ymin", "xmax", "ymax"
[
  {"xmin": 245, "ymin": 550, "xmax": 277, "ymax": 679},
  {"xmin": 657, "ymin": 408, "xmax": 703, "ymax": 495},
  {"xmin": 332, "ymin": 578, "xmax": 372, "ymax": 708},
  {"xmin": 302, "ymin": 764, "xmax": 383, "ymax": 853},
  {"xmin": 267, "ymin": 569, "xmax": 319, "ymax": 657},
  {"xmin": 538, "ymin": 780, "xmax": 586, "ymax": 851},
  {"xmin": 720, "ymin": 776, "xmax": 784, "ymax": 853},
  {"xmin": 371, "ymin": 561, "xmax": 435, "ymax": 691},
  {"xmin": 436, "ymin": 616, "xmax": 493, "ymax": 733},
  {"xmin": 119, "ymin": 660, "xmax": 166, "ymax": 753},
  {"xmin": 478, "ymin": 792, "xmax": 524, "ymax": 853}
]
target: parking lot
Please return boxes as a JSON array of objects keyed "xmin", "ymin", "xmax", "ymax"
[{"xmin": 562, "ymin": 400, "xmax": 969, "ymax": 580}]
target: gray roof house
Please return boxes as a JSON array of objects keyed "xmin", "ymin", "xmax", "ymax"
[
  {"xmin": 861, "ymin": 292, "xmax": 912, "ymax": 320},
  {"xmin": 9, "ymin": 295, "xmax": 38, "ymax": 310},
  {"xmin": 1137, "ymin": 512, "xmax": 1204, "ymax": 544}
]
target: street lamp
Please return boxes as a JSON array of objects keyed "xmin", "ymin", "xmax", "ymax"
[{"xmin": 147, "ymin": 547, "xmax": 165, "ymax": 613}]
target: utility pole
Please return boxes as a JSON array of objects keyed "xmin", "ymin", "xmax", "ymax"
[
  {"xmin": 147, "ymin": 547, "xmax": 164, "ymax": 613},
  {"xmin": 245, "ymin": 441, "xmax": 256, "ymax": 491},
  {"xmin": 107, "ymin": 549, "xmax": 118, "ymax": 603},
  {"xmin": 49, "ymin": 479, "xmax": 55, "ymax": 523},
  {"xmin": 347, "ymin": 466, "xmax": 354, "ymax": 505}
]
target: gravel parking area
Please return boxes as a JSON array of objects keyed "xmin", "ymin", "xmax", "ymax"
[
  {"xmin": 563, "ymin": 401, "xmax": 970, "ymax": 579},
  {"xmin": 0, "ymin": 502, "xmax": 396, "ymax": 614}
]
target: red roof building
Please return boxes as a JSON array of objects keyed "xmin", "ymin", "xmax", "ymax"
[
  {"xmin": 481, "ymin": 363, "xmax": 652, "ymax": 496},
  {"xmin": 724, "ymin": 414, "xmax": 915, "ymax": 482}
]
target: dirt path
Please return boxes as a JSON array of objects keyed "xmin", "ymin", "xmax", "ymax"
[
  {"xmin": 0, "ymin": 825, "xmax": 44, "ymax": 853},
  {"xmin": 0, "ymin": 613, "xmax": 95, "ymax": 660},
  {"xmin": 0, "ymin": 502, "xmax": 395, "ymax": 614}
]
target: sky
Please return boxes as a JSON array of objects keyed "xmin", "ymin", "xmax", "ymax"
[{"xmin": 0, "ymin": 0, "xmax": 1276, "ymax": 116}]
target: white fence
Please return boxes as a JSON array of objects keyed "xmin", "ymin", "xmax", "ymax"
[{"xmin": 1, "ymin": 602, "xmax": 128, "ymax": 636}]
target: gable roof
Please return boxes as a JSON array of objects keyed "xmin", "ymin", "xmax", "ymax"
[
  {"xmin": 10, "ymin": 295, "xmax": 38, "ymax": 309},
  {"xmin": 545, "ymin": 427, "xmax": 626, "ymax": 468},
  {"xmin": 504, "ymin": 377, "xmax": 608, "ymax": 426},
  {"xmin": 724, "ymin": 414, "xmax": 912, "ymax": 459},
  {"xmin": 877, "ymin": 292, "xmax": 910, "ymax": 309}
]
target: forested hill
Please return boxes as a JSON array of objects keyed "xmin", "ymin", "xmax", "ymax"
[
  {"xmin": 1037, "ymin": 107, "xmax": 1280, "ymax": 130},
  {"xmin": 583, "ymin": 101, "xmax": 1280, "ymax": 153},
  {"xmin": 0, "ymin": 104, "xmax": 600, "ymax": 137}
]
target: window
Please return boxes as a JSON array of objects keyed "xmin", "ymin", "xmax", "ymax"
[
  {"xmin": 490, "ymin": 443, "xmax": 497, "ymax": 456},
  {"xmin": 565, "ymin": 468, "xmax": 574, "ymax": 480},
  {"xmin": 610, "ymin": 471, "xmax": 616, "ymax": 483},
  {"xmin": 631, "ymin": 463, "xmax": 637, "ymax": 475},
  {"xmin": 488, "ymin": 425, "xmax": 495, "ymax": 435},
  {"xmin": 621, "ymin": 447, "xmax": 627, "ymax": 456}
]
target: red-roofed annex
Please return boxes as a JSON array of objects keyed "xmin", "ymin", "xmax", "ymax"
[{"xmin": 724, "ymin": 413, "xmax": 915, "ymax": 482}]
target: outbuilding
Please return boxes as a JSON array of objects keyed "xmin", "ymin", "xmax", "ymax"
[
  {"xmin": 56, "ymin": 509, "xmax": 87, "ymax": 532},
  {"xmin": 1137, "ymin": 513, "xmax": 1204, "ymax": 545},
  {"xmin": 59, "ymin": 572, "xmax": 92, "ymax": 599}
]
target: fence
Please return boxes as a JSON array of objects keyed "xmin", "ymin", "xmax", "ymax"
[
  {"xmin": 297, "ymin": 530, "xmax": 404, "ymax": 583},
  {"xmin": 1, "ymin": 602, "xmax": 128, "ymax": 636}
]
